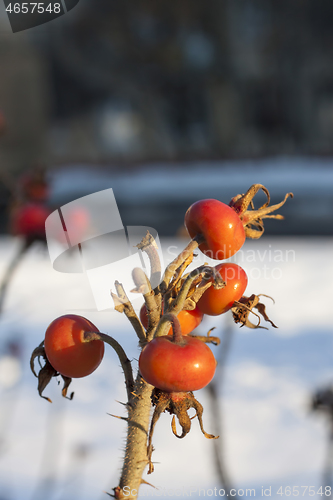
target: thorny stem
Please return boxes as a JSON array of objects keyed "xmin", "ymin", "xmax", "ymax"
[
  {"xmin": 107, "ymin": 373, "xmax": 154, "ymax": 499},
  {"xmin": 83, "ymin": 331, "xmax": 134, "ymax": 403},
  {"xmin": 115, "ymin": 375, "xmax": 153, "ymax": 500},
  {"xmin": 93, "ymin": 302, "xmax": 155, "ymax": 499}
]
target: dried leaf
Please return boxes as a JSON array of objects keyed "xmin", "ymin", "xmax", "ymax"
[
  {"xmin": 30, "ymin": 342, "xmax": 73, "ymax": 402},
  {"xmin": 37, "ymin": 362, "xmax": 57, "ymax": 402},
  {"xmin": 231, "ymin": 294, "xmax": 277, "ymax": 329}
]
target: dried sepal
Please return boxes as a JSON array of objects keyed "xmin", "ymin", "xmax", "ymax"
[
  {"xmin": 61, "ymin": 376, "xmax": 74, "ymax": 400},
  {"xmin": 30, "ymin": 341, "xmax": 73, "ymax": 402},
  {"xmin": 231, "ymin": 294, "xmax": 277, "ymax": 329},
  {"xmin": 147, "ymin": 389, "xmax": 217, "ymax": 474},
  {"xmin": 190, "ymin": 327, "xmax": 220, "ymax": 346},
  {"xmin": 229, "ymin": 184, "xmax": 293, "ymax": 239}
]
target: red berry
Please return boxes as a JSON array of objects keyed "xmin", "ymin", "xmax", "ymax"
[
  {"xmin": 184, "ymin": 199, "xmax": 245, "ymax": 260},
  {"xmin": 198, "ymin": 263, "xmax": 248, "ymax": 316},
  {"xmin": 44, "ymin": 315, "xmax": 104, "ymax": 378},
  {"xmin": 139, "ymin": 335, "xmax": 216, "ymax": 392}
]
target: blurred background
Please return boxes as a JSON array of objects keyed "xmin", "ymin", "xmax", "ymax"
[
  {"xmin": 0, "ymin": 0, "xmax": 333, "ymax": 234},
  {"xmin": 0, "ymin": 1, "xmax": 332, "ymax": 499}
]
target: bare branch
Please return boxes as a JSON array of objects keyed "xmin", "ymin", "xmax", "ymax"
[
  {"xmin": 159, "ymin": 235, "xmax": 203, "ymax": 294},
  {"xmin": 136, "ymin": 231, "xmax": 162, "ymax": 289},
  {"xmin": 111, "ymin": 281, "xmax": 147, "ymax": 346},
  {"xmin": 132, "ymin": 268, "xmax": 160, "ymax": 341}
]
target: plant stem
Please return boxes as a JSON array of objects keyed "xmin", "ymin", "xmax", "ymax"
[
  {"xmin": 84, "ymin": 330, "xmax": 153, "ymax": 500},
  {"xmin": 168, "ymin": 265, "xmax": 216, "ymax": 315},
  {"xmin": 162, "ymin": 313, "xmax": 182, "ymax": 343},
  {"xmin": 111, "ymin": 281, "xmax": 147, "ymax": 347},
  {"xmin": 159, "ymin": 235, "xmax": 203, "ymax": 294},
  {"xmin": 132, "ymin": 268, "xmax": 160, "ymax": 340},
  {"xmin": 116, "ymin": 375, "xmax": 153, "ymax": 499},
  {"xmin": 136, "ymin": 231, "xmax": 162, "ymax": 289},
  {"xmin": 83, "ymin": 331, "xmax": 134, "ymax": 402}
]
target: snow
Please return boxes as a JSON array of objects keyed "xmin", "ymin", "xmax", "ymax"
[{"xmin": 0, "ymin": 234, "xmax": 332, "ymax": 499}]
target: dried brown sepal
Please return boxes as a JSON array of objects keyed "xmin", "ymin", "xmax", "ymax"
[
  {"xmin": 190, "ymin": 327, "xmax": 220, "ymax": 346},
  {"xmin": 61, "ymin": 376, "xmax": 74, "ymax": 400},
  {"xmin": 30, "ymin": 342, "xmax": 73, "ymax": 402},
  {"xmin": 147, "ymin": 389, "xmax": 218, "ymax": 474},
  {"xmin": 229, "ymin": 184, "xmax": 293, "ymax": 239},
  {"xmin": 231, "ymin": 294, "xmax": 277, "ymax": 329}
]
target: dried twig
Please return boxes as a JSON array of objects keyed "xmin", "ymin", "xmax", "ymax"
[
  {"xmin": 158, "ymin": 235, "xmax": 203, "ymax": 294},
  {"xmin": 111, "ymin": 280, "xmax": 147, "ymax": 346}
]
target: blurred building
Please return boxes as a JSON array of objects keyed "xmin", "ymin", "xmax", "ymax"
[
  {"xmin": 1, "ymin": 0, "xmax": 333, "ymax": 169},
  {"xmin": 41, "ymin": 0, "xmax": 333, "ymax": 163}
]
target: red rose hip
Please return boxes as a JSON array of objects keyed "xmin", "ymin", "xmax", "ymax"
[
  {"xmin": 139, "ymin": 335, "xmax": 216, "ymax": 392},
  {"xmin": 184, "ymin": 199, "xmax": 245, "ymax": 260},
  {"xmin": 44, "ymin": 314, "xmax": 104, "ymax": 378},
  {"xmin": 198, "ymin": 263, "xmax": 248, "ymax": 316}
]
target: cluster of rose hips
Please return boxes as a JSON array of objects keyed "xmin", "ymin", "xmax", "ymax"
[{"xmin": 31, "ymin": 184, "xmax": 293, "ymax": 485}]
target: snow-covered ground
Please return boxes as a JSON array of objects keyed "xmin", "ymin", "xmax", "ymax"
[{"xmin": 0, "ymin": 234, "xmax": 332, "ymax": 499}]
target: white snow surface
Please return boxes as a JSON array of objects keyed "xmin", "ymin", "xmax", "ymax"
[{"xmin": 0, "ymin": 234, "xmax": 332, "ymax": 500}]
